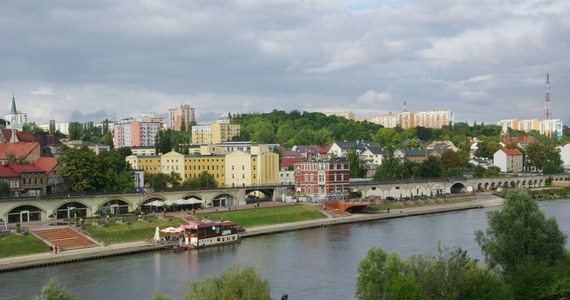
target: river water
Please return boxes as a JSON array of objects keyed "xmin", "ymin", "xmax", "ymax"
[{"xmin": 1, "ymin": 199, "xmax": 569, "ymax": 300}]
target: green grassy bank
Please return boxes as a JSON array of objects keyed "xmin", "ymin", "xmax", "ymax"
[
  {"xmin": 198, "ymin": 205, "xmax": 327, "ymax": 228},
  {"xmin": 0, "ymin": 232, "xmax": 51, "ymax": 258}
]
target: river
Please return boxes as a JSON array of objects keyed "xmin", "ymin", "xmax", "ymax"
[{"xmin": 1, "ymin": 199, "xmax": 569, "ymax": 300}]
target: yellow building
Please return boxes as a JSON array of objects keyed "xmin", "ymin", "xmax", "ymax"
[
  {"xmin": 161, "ymin": 151, "xmax": 185, "ymax": 179},
  {"xmin": 126, "ymin": 155, "xmax": 161, "ymax": 174},
  {"xmin": 254, "ymin": 152, "xmax": 279, "ymax": 186},
  {"xmin": 399, "ymin": 111, "xmax": 415, "ymax": 129},
  {"xmin": 183, "ymin": 155, "xmax": 225, "ymax": 186},
  {"xmin": 224, "ymin": 151, "xmax": 279, "ymax": 187},
  {"xmin": 191, "ymin": 120, "xmax": 240, "ymax": 145}
]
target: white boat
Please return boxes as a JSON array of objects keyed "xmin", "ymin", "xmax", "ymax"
[{"xmin": 177, "ymin": 221, "xmax": 240, "ymax": 249}]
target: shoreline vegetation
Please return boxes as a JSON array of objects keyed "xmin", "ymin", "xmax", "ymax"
[{"xmin": 1, "ymin": 188, "xmax": 569, "ymax": 260}]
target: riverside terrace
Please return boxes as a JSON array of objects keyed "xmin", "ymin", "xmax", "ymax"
[{"xmin": 0, "ymin": 174, "xmax": 565, "ymax": 225}]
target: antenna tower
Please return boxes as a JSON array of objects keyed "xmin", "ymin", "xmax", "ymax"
[{"xmin": 544, "ymin": 73, "xmax": 552, "ymax": 119}]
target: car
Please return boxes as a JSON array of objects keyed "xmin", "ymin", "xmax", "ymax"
[
  {"xmin": 385, "ymin": 196, "xmax": 397, "ymax": 201},
  {"xmin": 237, "ymin": 226, "xmax": 246, "ymax": 233},
  {"xmin": 402, "ymin": 196, "xmax": 411, "ymax": 201}
]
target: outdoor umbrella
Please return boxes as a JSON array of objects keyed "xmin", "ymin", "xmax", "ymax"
[
  {"xmin": 153, "ymin": 226, "xmax": 160, "ymax": 242},
  {"xmin": 160, "ymin": 227, "xmax": 182, "ymax": 234}
]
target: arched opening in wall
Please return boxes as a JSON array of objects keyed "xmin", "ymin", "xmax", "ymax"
[
  {"xmin": 477, "ymin": 183, "xmax": 483, "ymax": 191},
  {"xmin": 484, "ymin": 182, "xmax": 489, "ymax": 190},
  {"xmin": 522, "ymin": 180, "xmax": 526, "ymax": 187},
  {"xmin": 7, "ymin": 205, "xmax": 42, "ymax": 223},
  {"xmin": 491, "ymin": 182, "xmax": 496, "ymax": 190},
  {"xmin": 141, "ymin": 197, "xmax": 165, "ymax": 212},
  {"xmin": 55, "ymin": 202, "xmax": 88, "ymax": 219},
  {"xmin": 510, "ymin": 181, "xmax": 516, "ymax": 188},
  {"xmin": 213, "ymin": 193, "xmax": 234, "ymax": 208},
  {"xmin": 450, "ymin": 182, "xmax": 466, "ymax": 193},
  {"xmin": 245, "ymin": 188, "xmax": 274, "ymax": 203},
  {"xmin": 100, "ymin": 200, "xmax": 130, "ymax": 215}
]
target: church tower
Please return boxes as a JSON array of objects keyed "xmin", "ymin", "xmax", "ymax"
[{"xmin": 5, "ymin": 94, "xmax": 27, "ymax": 131}]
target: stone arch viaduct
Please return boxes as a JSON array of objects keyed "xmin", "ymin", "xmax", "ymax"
[
  {"xmin": 0, "ymin": 174, "xmax": 566, "ymax": 225},
  {"xmin": 351, "ymin": 174, "xmax": 567, "ymax": 199}
]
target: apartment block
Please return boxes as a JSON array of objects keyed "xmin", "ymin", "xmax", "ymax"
[
  {"xmin": 168, "ymin": 104, "xmax": 196, "ymax": 131},
  {"xmin": 113, "ymin": 116, "xmax": 163, "ymax": 148},
  {"xmin": 191, "ymin": 120, "xmax": 240, "ymax": 145},
  {"xmin": 497, "ymin": 118, "xmax": 563, "ymax": 139},
  {"xmin": 370, "ymin": 109, "xmax": 453, "ymax": 129}
]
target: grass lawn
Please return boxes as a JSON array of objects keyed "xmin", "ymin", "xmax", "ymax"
[
  {"xmin": 198, "ymin": 205, "xmax": 327, "ymax": 228},
  {"xmin": 0, "ymin": 232, "xmax": 51, "ymax": 258},
  {"xmin": 83, "ymin": 217, "xmax": 186, "ymax": 244}
]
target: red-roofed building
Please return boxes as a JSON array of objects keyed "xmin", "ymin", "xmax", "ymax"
[
  {"xmin": 493, "ymin": 148, "xmax": 523, "ymax": 173},
  {"xmin": 281, "ymin": 157, "xmax": 303, "ymax": 171},
  {"xmin": 0, "ymin": 129, "xmax": 63, "ymax": 156},
  {"xmin": 0, "ymin": 165, "xmax": 21, "ymax": 194},
  {"xmin": 34, "ymin": 157, "xmax": 64, "ymax": 194},
  {"xmin": 6, "ymin": 164, "xmax": 47, "ymax": 196},
  {"xmin": 0, "ymin": 142, "xmax": 41, "ymax": 165}
]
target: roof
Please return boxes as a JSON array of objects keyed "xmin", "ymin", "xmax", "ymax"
[
  {"xmin": 34, "ymin": 157, "xmax": 59, "ymax": 173},
  {"xmin": 0, "ymin": 142, "xmax": 40, "ymax": 161},
  {"xmin": 502, "ymin": 149, "xmax": 522, "ymax": 156},
  {"xmin": 281, "ymin": 157, "xmax": 303, "ymax": 169},
  {"xmin": 363, "ymin": 145, "xmax": 383, "ymax": 155},
  {"xmin": 319, "ymin": 146, "xmax": 330, "ymax": 154},
  {"xmin": 0, "ymin": 165, "xmax": 20, "ymax": 178},
  {"xmin": 281, "ymin": 150, "xmax": 302, "ymax": 158},
  {"xmin": 8, "ymin": 164, "xmax": 47, "ymax": 174},
  {"xmin": 402, "ymin": 149, "xmax": 427, "ymax": 157}
]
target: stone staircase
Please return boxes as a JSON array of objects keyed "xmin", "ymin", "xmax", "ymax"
[{"xmin": 33, "ymin": 227, "xmax": 99, "ymax": 251}]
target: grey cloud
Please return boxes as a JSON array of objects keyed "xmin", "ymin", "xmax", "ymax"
[{"xmin": 0, "ymin": 0, "xmax": 568, "ymax": 126}]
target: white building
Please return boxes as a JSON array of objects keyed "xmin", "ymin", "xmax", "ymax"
[
  {"xmin": 5, "ymin": 95, "xmax": 27, "ymax": 131},
  {"xmin": 493, "ymin": 149, "xmax": 523, "ymax": 173},
  {"xmin": 561, "ymin": 144, "xmax": 570, "ymax": 171}
]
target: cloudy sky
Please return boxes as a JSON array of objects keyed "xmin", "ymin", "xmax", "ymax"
[{"xmin": 1, "ymin": 0, "xmax": 569, "ymax": 125}]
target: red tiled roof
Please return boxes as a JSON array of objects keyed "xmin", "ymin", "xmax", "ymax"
[
  {"xmin": 7, "ymin": 164, "xmax": 46, "ymax": 174},
  {"xmin": 319, "ymin": 146, "xmax": 331, "ymax": 154},
  {"xmin": 503, "ymin": 149, "xmax": 522, "ymax": 156},
  {"xmin": 34, "ymin": 157, "xmax": 59, "ymax": 173},
  {"xmin": 0, "ymin": 165, "xmax": 20, "ymax": 178},
  {"xmin": 281, "ymin": 157, "xmax": 303, "ymax": 169},
  {"xmin": 0, "ymin": 142, "xmax": 40, "ymax": 161}
]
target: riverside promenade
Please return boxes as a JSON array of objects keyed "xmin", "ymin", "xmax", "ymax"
[{"xmin": 0, "ymin": 194, "xmax": 503, "ymax": 272}]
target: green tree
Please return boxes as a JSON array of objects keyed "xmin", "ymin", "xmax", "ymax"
[
  {"xmin": 373, "ymin": 148, "xmax": 401, "ymax": 180},
  {"xmin": 542, "ymin": 145, "xmax": 564, "ymax": 174},
  {"xmin": 59, "ymin": 146, "xmax": 134, "ymax": 193},
  {"xmin": 418, "ymin": 156, "xmax": 441, "ymax": 178},
  {"xmin": 182, "ymin": 171, "xmax": 217, "ymax": 188},
  {"xmin": 348, "ymin": 146, "xmax": 367, "ymax": 178},
  {"xmin": 32, "ymin": 277, "xmax": 77, "ymax": 300},
  {"xmin": 0, "ymin": 181, "xmax": 12, "ymax": 197},
  {"xmin": 187, "ymin": 265, "xmax": 271, "ymax": 300},
  {"xmin": 475, "ymin": 190, "xmax": 567, "ymax": 297},
  {"xmin": 356, "ymin": 245, "xmax": 509, "ymax": 300}
]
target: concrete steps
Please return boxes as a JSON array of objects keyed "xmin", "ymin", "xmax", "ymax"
[{"xmin": 33, "ymin": 227, "xmax": 98, "ymax": 251}]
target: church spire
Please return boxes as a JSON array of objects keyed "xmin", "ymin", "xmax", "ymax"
[{"xmin": 9, "ymin": 93, "xmax": 17, "ymax": 115}]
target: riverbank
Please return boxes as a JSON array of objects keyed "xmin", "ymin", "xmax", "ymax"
[{"xmin": 0, "ymin": 193, "xmax": 504, "ymax": 273}]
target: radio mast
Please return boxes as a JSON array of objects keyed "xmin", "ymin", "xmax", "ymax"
[{"xmin": 544, "ymin": 73, "xmax": 552, "ymax": 119}]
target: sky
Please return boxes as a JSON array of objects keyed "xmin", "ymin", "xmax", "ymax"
[{"xmin": 1, "ymin": 0, "xmax": 569, "ymax": 125}]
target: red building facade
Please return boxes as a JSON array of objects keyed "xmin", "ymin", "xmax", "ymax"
[{"xmin": 293, "ymin": 161, "xmax": 350, "ymax": 200}]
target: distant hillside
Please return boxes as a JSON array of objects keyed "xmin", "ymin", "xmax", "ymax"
[{"xmin": 231, "ymin": 110, "xmax": 381, "ymax": 147}]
